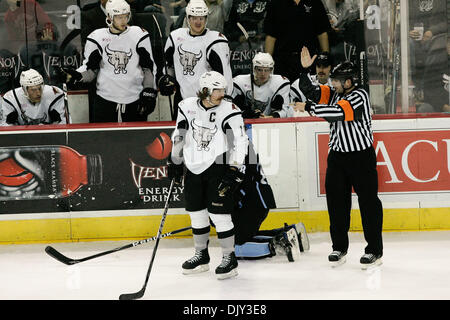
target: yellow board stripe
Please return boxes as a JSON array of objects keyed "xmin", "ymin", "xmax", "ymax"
[{"xmin": 1, "ymin": 208, "xmax": 449, "ymax": 244}]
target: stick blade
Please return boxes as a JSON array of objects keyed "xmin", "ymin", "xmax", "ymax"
[
  {"xmin": 119, "ymin": 288, "xmax": 145, "ymax": 300},
  {"xmin": 45, "ymin": 246, "xmax": 78, "ymax": 265},
  {"xmin": 236, "ymin": 22, "xmax": 248, "ymax": 39}
]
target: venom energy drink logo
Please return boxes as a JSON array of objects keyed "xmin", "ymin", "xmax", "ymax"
[{"xmin": 129, "ymin": 132, "xmax": 184, "ymax": 205}]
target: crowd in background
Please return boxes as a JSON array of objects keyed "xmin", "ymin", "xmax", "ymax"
[{"xmin": 0, "ymin": 0, "xmax": 449, "ymax": 124}]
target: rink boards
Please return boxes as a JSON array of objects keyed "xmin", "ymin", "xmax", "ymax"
[{"xmin": 0, "ymin": 115, "xmax": 449, "ymax": 243}]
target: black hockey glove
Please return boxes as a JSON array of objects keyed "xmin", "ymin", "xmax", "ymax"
[
  {"xmin": 167, "ymin": 158, "xmax": 184, "ymax": 185},
  {"xmin": 139, "ymin": 88, "xmax": 158, "ymax": 116},
  {"xmin": 269, "ymin": 111, "xmax": 281, "ymax": 118},
  {"xmin": 61, "ymin": 67, "xmax": 82, "ymax": 86},
  {"xmin": 242, "ymin": 108, "xmax": 262, "ymax": 119},
  {"xmin": 217, "ymin": 165, "xmax": 245, "ymax": 199},
  {"xmin": 158, "ymin": 74, "xmax": 177, "ymax": 96}
]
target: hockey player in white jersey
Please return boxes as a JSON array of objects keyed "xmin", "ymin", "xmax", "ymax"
[
  {"xmin": 290, "ymin": 47, "xmax": 333, "ymax": 103},
  {"xmin": 158, "ymin": 0, "xmax": 233, "ymax": 118},
  {"xmin": 1, "ymin": 69, "xmax": 69, "ymax": 126},
  {"xmin": 167, "ymin": 71, "xmax": 248, "ymax": 279},
  {"xmin": 231, "ymin": 52, "xmax": 293, "ymax": 118},
  {"xmin": 62, "ymin": 0, "xmax": 157, "ymax": 123}
]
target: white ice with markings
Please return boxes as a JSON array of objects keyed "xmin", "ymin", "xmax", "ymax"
[{"xmin": 0, "ymin": 231, "xmax": 449, "ymax": 300}]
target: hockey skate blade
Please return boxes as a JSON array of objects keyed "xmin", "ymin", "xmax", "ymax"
[
  {"xmin": 361, "ymin": 258, "xmax": 382, "ymax": 270},
  {"xmin": 216, "ymin": 268, "xmax": 238, "ymax": 280},
  {"xmin": 182, "ymin": 264, "xmax": 209, "ymax": 275},
  {"xmin": 330, "ymin": 257, "xmax": 346, "ymax": 268},
  {"xmin": 286, "ymin": 228, "xmax": 301, "ymax": 261},
  {"xmin": 295, "ymin": 222, "xmax": 310, "ymax": 252}
]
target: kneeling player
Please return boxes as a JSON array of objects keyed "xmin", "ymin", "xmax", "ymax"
[
  {"xmin": 232, "ymin": 142, "xmax": 310, "ymax": 262},
  {"xmin": 168, "ymin": 71, "xmax": 248, "ymax": 279}
]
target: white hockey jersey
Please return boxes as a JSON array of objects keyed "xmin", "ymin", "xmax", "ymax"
[
  {"xmin": 290, "ymin": 73, "xmax": 333, "ymax": 103},
  {"xmin": 165, "ymin": 28, "xmax": 233, "ymax": 99},
  {"xmin": 78, "ymin": 26, "xmax": 156, "ymax": 104},
  {"xmin": 232, "ymin": 74, "xmax": 293, "ymax": 118},
  {"xmin": 1, "ymin": 85, "xmax": 68, "ymax": 125},
  {"xmin": 172, "ymin": 97, "xmax": 248, "ymax": 174}
]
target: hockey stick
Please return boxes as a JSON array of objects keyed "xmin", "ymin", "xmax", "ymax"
[
  {"xmin": 236, "ymin": 22, "xmax": 256, "ymax": 110},
  {"xmin": 58, "ymin": 29, "xmax": 82, "ymax": 124},
  {"xmin": 390, "ymin": 0, "xmax": 400, "ymax": 114},
  {"xmin": 44, "ymin": 225, "xmax": 191, "ymax": 265},
  {"xmin": 119, "ymin": 179, "xmax": 175, "ymax": 300},
  {"xmin": 151, "ymin": 14, "xmax": 175, "ymax": 120}
]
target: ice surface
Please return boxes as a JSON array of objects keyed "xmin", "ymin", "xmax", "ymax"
[{"xmin": 0, "ymin": 231, "xmax": 449, "ymax": 300}]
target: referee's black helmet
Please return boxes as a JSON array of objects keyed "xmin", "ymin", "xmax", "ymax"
[{"xmin": 330, "ymin": 61, "xmax": 359, "ymax": 86}]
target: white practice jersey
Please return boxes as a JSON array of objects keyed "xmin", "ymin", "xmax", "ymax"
[
  {"xmin": 1, "ymin": 85, "xmax": 68, "ymax": 125},
  {"xmin": 78, "ymin": 26, "xmax": 156, "ymax": 104},
  {"xmin": 165, "ymin": 28, "xmax": 233, "ymax": 99},
  {"xmin": 232, "ymin": 74, "xmax": 293, "ymax": 118},
  {"xmin": 290, "ymin": 73, "xmax": 333, "ymax": 103},
  {"xmin": 172, "ymin": 97, "xmax": 248, "ymax": 174}
]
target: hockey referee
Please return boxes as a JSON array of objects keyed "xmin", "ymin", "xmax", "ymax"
[{"xmin": 294, "ymin": 61, "xmax": 383, "ymax": 269}]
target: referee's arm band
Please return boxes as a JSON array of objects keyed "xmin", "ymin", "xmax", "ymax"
[
  {"xmin": 318, "ymin": 85, "xmax": 331, "ymax": 104},
  {"xmin": 336, "ymin": 99, "xmax": 354, "ymax": 121}
]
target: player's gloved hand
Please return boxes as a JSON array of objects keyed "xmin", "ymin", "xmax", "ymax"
[
  {"xmin": 242, "ymin": 108, "xmax": 262, "ymax": 119},
  {"xmin": 60, "ymin": 67, "xmax": 82, "ymax": 86},
  {"xmin": 167, "ymin": 158, "xmax": 184, "ymax": 185},
  {"xmin": 139, "ymin": 88, "xmax": 158, "ymax": 116},
  {"xmin": 269, "ymin": 111, "xmax": 280, "ymax": 118},
  {"xmin": 158, "ymin": 74, "xmax": 177, "ymax": 96},
  {"xmin": 217, "ymin": 165, "xmax": 245, "ymax": 199}
]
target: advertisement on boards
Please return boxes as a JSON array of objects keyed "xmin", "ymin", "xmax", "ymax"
[
  {"xmin": 0, "ymin": 127, "xmax": 185, "ymax": 215},
  {"xmin": 317, "ymin": 130, "xmax": 450, "ymax": 195}
]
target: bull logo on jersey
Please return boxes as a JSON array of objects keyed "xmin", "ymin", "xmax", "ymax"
[
  {"xmin": 21, "ymin": 113, "xmax": 48, "ymax": 125},
  {"xmin": 245, "ymin": 90, "xmax": 268, "ymax": 113},
  {"xmin": 191, "ymin": 119, "xmax": 217, "ymax": 151},
  {"xmin": 178, "ymin": 46, "xmax": 203, "ymax": 76},
  {"xmin": 105, "ymin": 44, "xmax": 132, "ymax": 74}
]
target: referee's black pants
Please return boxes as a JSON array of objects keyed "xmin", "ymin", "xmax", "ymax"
[{"xmin": 325, "ymin": 146, "xmax": 383, "ymax": 256}]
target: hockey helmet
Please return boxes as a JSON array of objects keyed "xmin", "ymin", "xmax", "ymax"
[
  {"xmin": 186, "ymin": 0, "xmax": 209, "ymax": 17},
  {"xmin": 20, "ymin": 69, "xmax": 44, "ymax": 89},
  {"xmin": 105, "ymin": 0, "xmax": 131, "ymax": 24},
  {"xmin": 253, "ymin": 52, "xmax": 274, "ymax": 69},
  {"xmin": 330, "ymin": 61, "xmax": 359, "ymax": 85},
  {"xmin": 20, "ymin": 69, "xmax": 44, "ymax": 100},
  {"xmin": 199, "ymin": 71, "xmax": 227, "ymax": 95},
  {"xmin": 252, "ymin": 52, "xmax": 274, "ymax": 80}
]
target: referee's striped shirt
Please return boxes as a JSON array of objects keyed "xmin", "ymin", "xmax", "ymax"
[{"xmin": 307, "ymin": 86, "xmax": 374, "ymax": 152}]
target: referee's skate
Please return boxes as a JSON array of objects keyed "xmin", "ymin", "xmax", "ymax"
[{"xmin": 360, "ymin": 253, "xmax": 382, "ymax": 270}]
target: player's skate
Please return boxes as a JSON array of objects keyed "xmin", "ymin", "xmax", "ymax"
[
  {"xmin": 293, "ymin": 222, "xmax": 310, "ymax": 252},
  {"xmin": 328, "ymin": 251, "xmax": 347, "ymax": 267},
  {"xmin": 272, "ymin": 229, "xmax": 300, "ymax": 262},
  {"xmin": 182, "ymin": 247, "xmax": 210, "ymax": 275},
  {"xmin": 215, "ymin": 252, "xmax": 238, "ymax": 280},
  {"xmin": 360, "ymin": 253, "xmax": 382, "ymax": 270}
]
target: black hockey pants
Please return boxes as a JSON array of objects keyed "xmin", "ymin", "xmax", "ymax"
[
  {"xmin": 92, "ymin": 94, "xmax": 146, "ymax": 123},
  {"xmin": 325, "ymin": 146, "xmax": 383, "ymax": 256}
]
